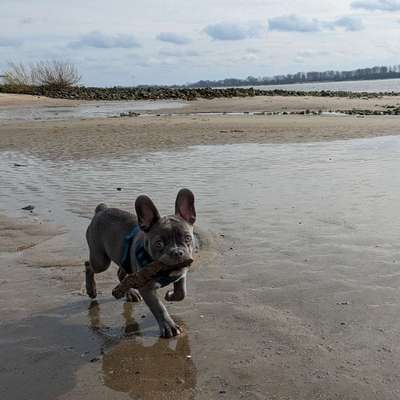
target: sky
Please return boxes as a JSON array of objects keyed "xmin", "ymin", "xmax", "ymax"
[{"xmin": 0, "ymin": 0, "xmax": 399, "ymax": 86}]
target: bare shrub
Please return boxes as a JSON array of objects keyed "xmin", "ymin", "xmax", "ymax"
[
  {"xmin": 1, "ymin": 60, "xmax": 81, "ymax": 91},
  {"xmin": 2, "ymin": 62, "xmax": 35, "ymax": 91},
  {"xmin": 34, "ymin": 60, "xmax": 81, "ymax": 89}
]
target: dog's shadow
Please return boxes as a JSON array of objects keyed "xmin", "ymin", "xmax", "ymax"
[{"xmin": 88, "ymin": 301, "xmax": 197, "ymax": 400}]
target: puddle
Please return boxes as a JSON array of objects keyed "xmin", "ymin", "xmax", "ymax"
[{"xmin": 0, "ymin": 99, "xmax": 187, "ymax": 121}]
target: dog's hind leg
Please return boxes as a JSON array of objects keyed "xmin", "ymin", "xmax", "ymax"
[
  {"xmin": 85, "ymin": 253, "xmax": 111, "ymax": 299},
  {"xmin": 117, "ymin": 267, "xmax": 143, "ymax": 303},
  {"xmin": 85, "ymin": 261, "xmax": 97, "ymax": 299}
]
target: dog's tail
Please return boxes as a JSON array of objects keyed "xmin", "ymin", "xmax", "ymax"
[{"xmin": 94, "ymin": 203, "xmax": 107, "ymax": 214}]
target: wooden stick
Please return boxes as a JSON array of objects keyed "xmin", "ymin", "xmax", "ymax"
[{"xmin": 112, "ymin": 259, "xmax": 193, "ymax": 299}]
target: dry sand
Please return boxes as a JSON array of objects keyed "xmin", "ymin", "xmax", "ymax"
[
  {"xmin": 164, "ymin": 94, "xmax": 400, "ymax": 114},
  {"xmin": 0, "ymin": 92, "xmax": 80, "ymax": 108},
  {"xmin": 1, "ymin": 94, "xmax": 400, "ymax": 399},
  {"xmin": 1, "ymin": 93, "xmax": 400, "ymax": 161}
]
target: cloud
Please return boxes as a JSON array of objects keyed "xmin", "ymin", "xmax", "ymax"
[
  {"xmin": 297, "ymin": 50, "xmax": 330, "ymax": 58},
  {"xmin": 204, "ymin": 22, "xmax": 266, "ymax": 41},
  {"xmin": 246, "ymin": 48, "xmax": 262, "ymax": 54},
  {"xmin": 269, "ymin": 15, "xmax": 321, "ymax": 32},
  {"xmin": 159, "ymin": 49, "xmax": 199, "ymax": 57},
  {"xmin": 0, "ymin": 37, "xmax": 22, "ymax": 47},
  {"xmin": 351, "ymin": 0, "xmax": 400, "ymax": 11},
  {"xmin": 156, "ymin": 32, "xmax": 191, "ymax": 45},
  {"xmin": 20, "ymin": 17, "xmax": 33, "ymax": 25},
  {"xmin": 330, "ymin": 16, "xmax": 364, "ymax": 31},
  {"xmin": 293, "ymin": 50, "xmax": 331, "ymax": 63},
  {"xmin": 68, "ymin": 31, "xmax": 140, "ymax": 49},
  {"xmin": 268, "ymin": 15, "xmax": 364, "ymax": 32}
]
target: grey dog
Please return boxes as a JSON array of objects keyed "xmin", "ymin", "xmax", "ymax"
[{"xmin": 85, "ymin": 188, "xmax": 196, "ymax": 338}]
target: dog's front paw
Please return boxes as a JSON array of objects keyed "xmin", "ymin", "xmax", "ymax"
[
  {"xmin": 159, "ymin": 319, "xmax": 182, "ymax": 338},
  {"xmin": 165, "ymin": 290, "xmax": 185, "ymax": 302},
  {"xmin": 126, "ymin": 289, "xmax": 143, "ymax": 303}
]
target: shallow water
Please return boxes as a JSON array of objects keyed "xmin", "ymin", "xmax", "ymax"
[
  {"xmin": 0, "ymin": 99, "xmax": 186, "ymax": 121},
  {"xmin": 1, "ymin": 135, "xmax": 400, "ymax": 269},
  {"xmin": 232, "ymin": 78, "xmax": 400, "ymax": 93},
  {"xmin": 1, "ymin": 135, "xmax": 400, "ymax": 234},
  {"xmin": 1, "ymin": 136, "xmax": 400, "ymax": 399}
]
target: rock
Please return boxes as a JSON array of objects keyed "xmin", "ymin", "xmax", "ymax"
[{"xmin": 9, "ymin": 84, "xmax": 398, "ymax": 102}]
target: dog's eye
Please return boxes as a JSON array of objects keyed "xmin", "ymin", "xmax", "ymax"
[
  {"xmin": 155, "ymin": 240, "xmax": 164, "ymax": 249},
  {"xmin": 185, "ymin": 235, "xmax": 192, "ymax": 243}
]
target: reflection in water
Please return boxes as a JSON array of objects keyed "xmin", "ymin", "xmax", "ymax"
[{"xmin": 87, "ymin": 301, "xmax": 197, "ymax": 400}]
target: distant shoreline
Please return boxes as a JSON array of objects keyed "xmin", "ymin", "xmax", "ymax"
[
  {"xmin": 188, "ymin": 76, "xmax": 400, "ymax": 88},
  {"xmin": 187, "ymin": 65, "xmax": 400, "ymax": 87}
]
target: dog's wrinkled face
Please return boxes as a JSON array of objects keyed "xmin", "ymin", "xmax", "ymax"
[
  {"xmin": 145, "ymin": 216, "xmax": 194, "ymax": 265},
  {"xmin": 135, "ymin": 189, "xmax": 196, "ymax": 266}
]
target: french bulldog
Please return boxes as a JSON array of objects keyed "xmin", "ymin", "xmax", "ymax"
[{"xmin": 85, "ymin": 188, "xmax": 196, "ymax": 338}]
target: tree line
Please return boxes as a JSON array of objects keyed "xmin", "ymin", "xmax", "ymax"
[{"xmin": 188, "ymin": 65, "xmax": 400, "ymax": 88}]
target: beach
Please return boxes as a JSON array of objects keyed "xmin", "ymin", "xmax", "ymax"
[{"xmin": 1, "ymin": 93, "xmax": 400, "ymax": 400}]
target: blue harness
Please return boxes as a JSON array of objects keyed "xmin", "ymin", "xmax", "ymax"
[{"xmin": 121, "ymin": 225, "xmax": 180, "ymax": 288}]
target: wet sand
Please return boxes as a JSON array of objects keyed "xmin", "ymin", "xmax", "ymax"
[
  {"xmin": 1, "ymin": 95, "xmax": 400, "ymax": 399},
  {"xmin": 1, "ymin": 113, "xmax": 400, "ymax": 161}
]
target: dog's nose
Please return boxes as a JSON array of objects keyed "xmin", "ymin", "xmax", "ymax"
[{"xmin": 170, "ymin": 248, "xmax": 184, "ymax": 258}]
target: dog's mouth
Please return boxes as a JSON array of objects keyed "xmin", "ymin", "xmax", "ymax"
[{"xmin": 158, "ymin": 255, "xmax": 194, "ymax": 267}]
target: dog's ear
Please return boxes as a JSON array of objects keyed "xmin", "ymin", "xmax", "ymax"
[
  {"xmin": 175, "ymin": 188, "xmax": 196, "ymax": 225},
  {"xmin": 135, "ymin": 195, "xmax": 161, "ymax": 232}
]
